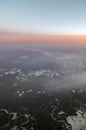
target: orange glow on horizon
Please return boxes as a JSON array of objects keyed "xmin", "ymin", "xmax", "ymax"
[{"xmin": 0, "ymin": 34, "xmax": 86, "ymax": 46}]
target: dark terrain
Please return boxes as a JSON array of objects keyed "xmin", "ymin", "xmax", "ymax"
[{"xmin": 0, "ymin": 48, "xmax": 86, "ymax": 130}]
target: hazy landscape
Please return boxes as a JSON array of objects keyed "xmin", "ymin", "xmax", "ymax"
[
  {"xmin": 0, "ymin": 0, "xmax": 86, "ymax": 129},
  {"xmin": 0, "ymin": 47, "xmax": 86, "ymax": 130}
]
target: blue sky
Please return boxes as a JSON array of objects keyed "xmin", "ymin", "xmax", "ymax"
[{"xmin": 0, "ymin": 0, "xmax": 86, "ymax": 35}]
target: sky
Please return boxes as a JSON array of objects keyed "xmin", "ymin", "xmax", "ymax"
[{"xmin": 0, "ymin": 0, "xmax": 86, "ymax": 48}]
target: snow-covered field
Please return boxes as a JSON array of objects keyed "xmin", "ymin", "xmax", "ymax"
[{"xmin": 68, "ymin": 111, "xmax": 86, "ymax": 130}]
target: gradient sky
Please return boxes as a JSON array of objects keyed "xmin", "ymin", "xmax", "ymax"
[
  {"xmin": 1, "ymin": 0, "xmax": 86, "ymax": 34},
  {"xmin": 0, "ymin": 0, "xmax": 86, "ymax": 48}
]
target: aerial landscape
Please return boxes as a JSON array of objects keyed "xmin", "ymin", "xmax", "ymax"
[{"xmin": 0, "ymin": 0, "xmax": 86, "ymax": 130}]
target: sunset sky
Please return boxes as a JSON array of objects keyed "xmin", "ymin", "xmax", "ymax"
[{"xmin": 0, "ymin": 0, "xmax": 86, "ymax": 48}]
